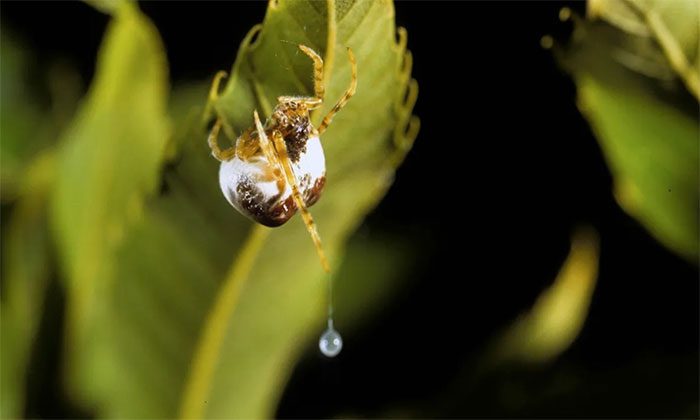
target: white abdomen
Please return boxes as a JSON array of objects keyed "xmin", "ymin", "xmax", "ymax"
[{"xmin": 219, "ymin": 135, "xmax": 326, "ymax": 227}]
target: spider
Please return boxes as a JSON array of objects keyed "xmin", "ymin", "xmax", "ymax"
[{"xmin": 207, "ymin": 44, "xmax": 357, "ymax": 273}]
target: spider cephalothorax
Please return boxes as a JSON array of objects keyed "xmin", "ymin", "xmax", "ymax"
[
  {"xmin": 207, "ymin": 44, "xmax": 357, "ymax": 272},
  {"xmin": 269, "ymin": 100, "xmax": 315, "ymax": 163}
]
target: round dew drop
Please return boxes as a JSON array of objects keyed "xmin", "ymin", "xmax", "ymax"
[{"xmin": 319, "ymin": 326, "xmax": 343, "ymax": 357}]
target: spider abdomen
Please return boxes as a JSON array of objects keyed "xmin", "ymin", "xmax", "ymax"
[{"xmin": 219, "ymin": 135, "xmax": 326, "ymax": 227}]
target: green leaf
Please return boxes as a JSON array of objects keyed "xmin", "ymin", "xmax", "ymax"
[
  {"xmin": 1, "ymin": 29, "xmax": 82, "ymax": 203},
  {"xmin": 1, "ymin": 153, "xmax": 55, "ymax": 419},
  {"xmin": 588, "ymin": 0, "xmax": 699, "ymax": 98},
  {"xmin": 84, "ymin": 0, "xmax": 129, "ymax": 15},
  {"xmin": 555, "ymin": 1, "xmax": 699, "ymax": 261},
  {"xmin": 0, "ymin": 32, "xmax": 58, "ymax": 202},
  {"xmin": 581, "ymin": 76, "xmax": 698, "ymax": 261},
  {"xmin": 490, "ymin": 228, "xmax": 600, "ymax": 365},
  {"xmin": 333, "ymin": 232, "xmax": 419, "ymax": 331},
  {"xmin": 60, "ymin": 0, "xmax": 418, "ymax": 418},
  {"xmin": 180, "ymin": 1, "xmax": 418, "ymax": 416},
  {"xmin": 49, "ymin": 1, "xmax": 170, "ymax": 408}
]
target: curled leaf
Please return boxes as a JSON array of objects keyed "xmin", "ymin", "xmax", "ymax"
[{"xmin": 491, "ymin": 228, "xmax": 600, "ymax": 364}]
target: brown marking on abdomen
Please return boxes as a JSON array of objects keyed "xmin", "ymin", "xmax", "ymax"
[
  {"xmin": 238, "ymin": 175, "xmax": 326, "ymax": 228},
  {"xmin": 304, "ymin": 176, "xmax": 326, "ymax": 207}
]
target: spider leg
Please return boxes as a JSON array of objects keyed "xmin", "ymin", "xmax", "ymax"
[
  {"xmin": 208, "ymin": 118, "xmax": 236, "ymax": 162},
  {"xmin": 318, "ymin": 47, "xmax": 357, "ymax": 135},
  {"xmin": 299, "ymin": 44, "xmax": 325, "ymax": 102},
  {"xmin": 253, "ymin": 111, "xmax": 287, "ymax": 192},
  {"xmin": 276, "ymin": 45, "xmax": 326, "ymax": 109},
  {"xmin": 271, "ymin": 129, "xmax": 330, "ymax": 273},
  {"xmin": 253, "ymin": 111, "xmax": 281, "ymax": 167},
  {"xmin": 277, "ymin": 96, "xmax": 322, "ymax": 109},
  {"xmin": 206, "ymin": 71, "xmax": 237, "ymax": 161}
]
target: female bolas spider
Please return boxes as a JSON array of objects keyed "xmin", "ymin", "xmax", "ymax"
[{"xmin": 207, "ymin": 45, "xmax": 357, "ymax": 273}]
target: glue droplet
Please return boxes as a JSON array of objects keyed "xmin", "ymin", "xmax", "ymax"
[{"xmin": 319, "ymin": 325, "xmax": 343, "ymax": 357}]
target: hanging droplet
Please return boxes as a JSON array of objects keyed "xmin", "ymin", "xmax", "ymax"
[
  {"xmin": 320, "ymin": 268, "xmax": 342, "ymax": 357},
  {"xmin": 319, "ymin": 324, "xmax": 343, "ymax": 357}
]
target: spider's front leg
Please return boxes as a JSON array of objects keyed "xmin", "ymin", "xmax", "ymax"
[
  {"xmin": 253, "ymin": 111, "xmax": 285, "ymax": 191},
  {"xmin": 299, "ymin": 44, "xmax": 325, "ymax": 103},
  {"xmin": 270, "ymin": 129, "xmax": 330, "ymax": 273},
  {"xmin": 318, "ymin": 47, "xmax": 357, "ymax": 135},
  {"xmin": 278, "ymin": 44, "xmax": 325, "ymax": 109},
  {"xmin": 207, "ymin": 119, "xmax": 236, "ymax": 162},
  {"xmin": 206, "ymin": 71, "xmax": 236, "ymax": 162}
]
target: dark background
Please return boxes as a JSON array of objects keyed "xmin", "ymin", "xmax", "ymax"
[{"xmin": 2, "ymin": 1, "xmax": 698, "ymax": 418}]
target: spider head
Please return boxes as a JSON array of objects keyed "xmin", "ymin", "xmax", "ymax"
[
  {"xmin": 270, "ymin": 99, "xmax": 312, "ymax": 134},
  {"xmin": 268, "ymin": 99, "xmax": 314, "ymax": 161},
  {"xmin": 273, "ymin": 99, "xmax": 309, "ymax": 122}
]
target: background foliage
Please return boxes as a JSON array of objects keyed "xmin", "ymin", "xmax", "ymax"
[
  {"xmin": 556, "ymin": 0, "xmax": 699, "ymax": 261},
  {"xmin": 3, "ymin": 1, "xmax": 419, "ymax": 418},
  {"xmin": 1, "ymin": 1, "xmax": 697, "ymax": 419}
]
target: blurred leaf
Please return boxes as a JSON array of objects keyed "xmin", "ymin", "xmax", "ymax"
[
  {"xmin": 333, "ymin": 231, "xmax": 419, "ymax": 331},
  {"xmin": 491, "ymin": 228, "xmax": 599, "ymax": 364},
  {"xmin": 588, "ymin": 0, "xmax": 699, "ymax": 98},
  {"xmin": 69, "ymin": 80, "xmax": 253, "ymax": 417},
  {"xmin": 1, "ymin": 31, "xmax": 82, "ymax": 203},
  {"xmin": 556, "ymin": 2, "xmax": 699, "ymax": 261},
  {"xmin": 84, "ymin": 0, "xmax": 129, "ymax": 15},
  {"xmin": 0, "ymin": 33, "xmax": 47, "ymax": 201},
  {"xmin": 0, "ymin": 153, "xmax": 55, "ymax": 419},
  {"xmin": 59, "ymin": 0, "xmax": 418, "ymax": 418},
  {"xmin": 582, "ymin": 76, "xmax": 698, "ymax": 261},
  {"xmin": 48, "ymin": 1, "xmax": 170, "ymax": 408}
]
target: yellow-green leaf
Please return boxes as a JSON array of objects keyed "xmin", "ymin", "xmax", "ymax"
[
  {"xmin": 491, "ymin": 228, "xmax": 600, "ymax": 364},
  {"xmin": 59, "ymin": 0, "xmax": 417, "ymax": 418},
  {"xmin": 581, "ymin": 75, "xmax": 698, "ymax": 261},
  {"xmin": 588, "ymin": 0, "xmax": 699, "ymax": 98},
  {"xmin": 333, "ymin": 232, "xmax": 419, "ymax": 330},
  {"xmin": 0, "ymin": 153, "xmax": 55, "ymax": 419},
  {"xmin": 182, "ymin": 0, "xmax": 418, "ymax": 417},
  {"xmin": 49, "ymin": 2, "xmax": 170, "ymax": 408},
  {"xmin": 84, "ymin": 0, "xmax": 129, "ymax": 15},
  {"xmin": 0, "ymin": 32, "xmax": 62, "ymax": 202},
  {"xmin": 555, "ymin": 2, "xmax": 699, "ymax": 261}
]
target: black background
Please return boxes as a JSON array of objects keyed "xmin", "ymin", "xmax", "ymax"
[{"xmin": 2, "ymin": 1, "xmax": 698, "ymax": 418}]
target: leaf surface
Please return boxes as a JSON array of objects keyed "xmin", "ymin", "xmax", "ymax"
[
  {"xmin": 48, "ymin": 1, "xmax": 171, "ymax": 408},
  {"xmin": 491, "ymin": 228, "xmax": 600, "ymax": 364},
  {"xmin": 59, "ymin": 0, "xmax": 418, "ymax": 418},
  {"xmin": 182, "ymin": 0, "xmax": 418, "ymax": 417},
  {"xmin": 556, "ymin": 1, "xmax": 699, "ymax": 260},
  {"xmin": 0, "ymin": 154, "xmax": 55, "ymax": 419}
]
